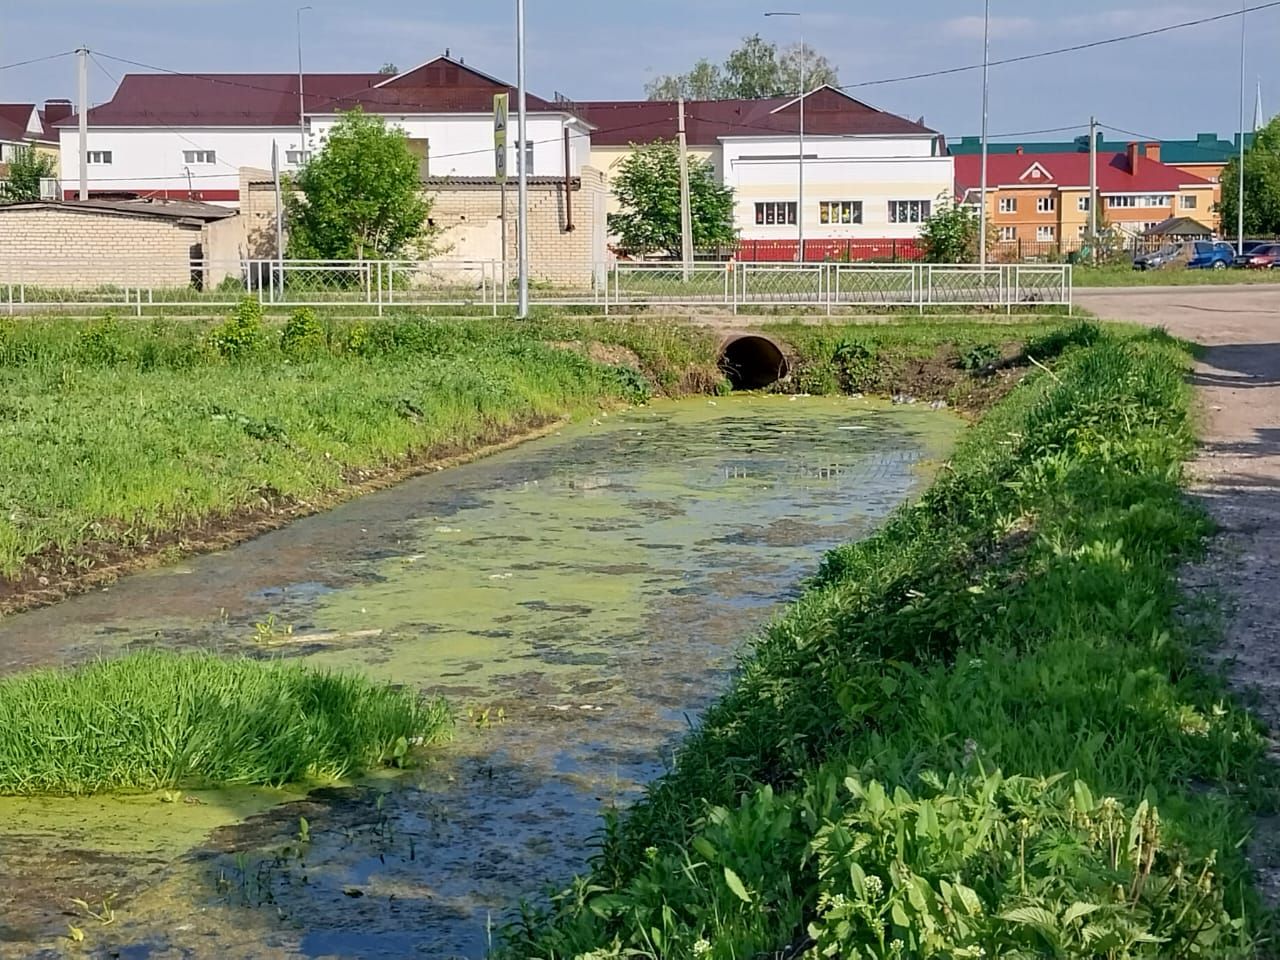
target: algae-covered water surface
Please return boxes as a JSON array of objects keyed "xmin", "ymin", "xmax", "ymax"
[{"xmin": 0, "ymin": 395, "xmax": 959, "ymax": 959}]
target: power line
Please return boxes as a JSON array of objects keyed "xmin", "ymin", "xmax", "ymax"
[
  {"xmin": 0, "ymin": 51, "xmax": 75, "ymax": 72},
  {"xmin": 837, "ymin": 0, "xmax": 1280, "ymax": 91}
]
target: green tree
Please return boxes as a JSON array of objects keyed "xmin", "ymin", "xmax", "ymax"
[
  {"xmin": 919, "ymin": 195, "xmax": 984, "ymax": 263},
  {"xmin": 609, "ymin": 140, "xmax": 736, "ymax": 255},
  {"xmin": 1218, "ymin": 117, "xmax": 1280, "ymax": 236},
  {"xmin": 646, "ymin": 34, "xmax": 838, "ymax": 100},
  {"xmin": 285, "ymin": 109, "xmax": 434, "ymax": 260},
  {"xmin": 0, "ymin": 146, "xmax": 56, "ymax": 203},
  {"xmin": 378, "ymin": 62, "xmax": 399, "ymax": 75}
]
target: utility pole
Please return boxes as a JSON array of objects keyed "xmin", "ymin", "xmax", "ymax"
[
  {"xmin": 297, "ymin": 6, "xmax": 312, "ymax": 167},
  {"xmin": 1089, "ymin": 116, "xmax": 1098, "ymax": 265},
  {"xmin": 77, "ymin": 46, "xmax": 88, "ymax": 201},
  {"xmin": 677, "ymin": 96, "xmax": 694, "ymax": 281},
  {"xmin": 1236, "ymin": 0, "xmax": 1247, "ymax": 255},
  {"xmin": 516, "ymin": 0, "xmax": 529, "ymax": 318},
  {"xmin": 272, "ymin": 140, "xmax": 284, "ymax": 299},
  {"xmin": 978, "ymin": 0, "xmax": 991, "ymax": 268}
]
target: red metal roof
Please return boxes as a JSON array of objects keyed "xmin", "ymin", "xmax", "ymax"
[
  {"xmin": 58, "ymin": 58, "xmax": 561, "ymax": 128},
  {"xmin": 0, "ymin": 104, "xmax": 39, "ymax": 143},
  {"xmin": 954, "ymin": 151, "xmax": 1212, "ymax": 193},
  {"xmin": 578, "ymin": 87, "xmax": 937, "ymax": 146}
]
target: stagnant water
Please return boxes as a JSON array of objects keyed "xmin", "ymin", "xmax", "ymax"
[{"xmin": 0, "ymin": 395, "xmax": 959, "ymax": 959}]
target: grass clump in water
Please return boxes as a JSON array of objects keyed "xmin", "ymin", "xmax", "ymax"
[{"xmin": 0, "ymin": 652, "xmax": 450, "ymax": 796}]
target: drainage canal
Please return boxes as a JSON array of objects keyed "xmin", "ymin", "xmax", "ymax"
[{"xmin": 718, "ymin": 334, "xmax": 790, "ymax": 390}]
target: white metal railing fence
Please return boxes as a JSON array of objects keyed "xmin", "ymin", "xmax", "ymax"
[{"xmin": 0, "ymin": 259, "xmax": 1072, "ymax": 315}]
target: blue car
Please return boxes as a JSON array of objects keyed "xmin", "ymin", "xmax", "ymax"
[{"xmin": 1186, "ymin": 240, "xmax": 1236, "ymax": 270}]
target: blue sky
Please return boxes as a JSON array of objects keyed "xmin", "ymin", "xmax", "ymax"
[{"xmin": 2, "ymin": 0, "xmax": 1277, "ymax": 142}]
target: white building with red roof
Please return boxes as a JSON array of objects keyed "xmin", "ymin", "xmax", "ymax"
[
  {"xmin": 55, "ymin": 56, "xmax": 591, "ymax": 205},
  {"xmin": 579, "ymin": 87, "xmax": 953, "ymax": 257}
]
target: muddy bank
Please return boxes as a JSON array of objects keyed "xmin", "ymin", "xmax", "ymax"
[{"xmin": 0, "ymin": 395, "xmax": 959, "ymax": 958}]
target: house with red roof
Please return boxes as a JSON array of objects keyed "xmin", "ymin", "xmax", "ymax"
[
  {"xmin": 578, "ymin": 87, "xmax": 952, "ymax": 255},
  {"xmin": 54, "ymin": 56, "xmax": 591, "ymax": 205},
  {"xmin": 0, "ymin": 101, "xmax": 66, "ymax": 194},
  {"xmin": 954, "ymin": 143, "xmax": 1219, "ymax": 249}
]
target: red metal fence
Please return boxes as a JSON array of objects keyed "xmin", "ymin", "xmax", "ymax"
[{"xmin": 732, "ymin": 238, "xmax": 926, "ymax": 263}]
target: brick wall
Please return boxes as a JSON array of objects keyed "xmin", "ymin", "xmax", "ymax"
[
  {"xmin": 243, "ymin": 167, "xmax": 608, "ymax": 286},
  {"xmin": 0, "ymin": 207, "xmax": 203, "ymax": 288}
]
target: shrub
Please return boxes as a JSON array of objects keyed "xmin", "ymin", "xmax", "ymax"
[
  {"xmin": 76, "ymin": 314, "xmax": 127, "ymax": 366},
  {"xmin": 207, "ymin": 296, "xmax": 266, "ymax": 360},
  {"xmin": 957, "ymin": 342, "xmax": 1001, "ymax": 374},
  {"xmin": 280, "ymin": 307, "xmax": 327, "ymax": 359}
]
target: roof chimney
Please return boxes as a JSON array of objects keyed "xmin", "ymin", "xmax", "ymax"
[
  {"xmin": 1144, "ymin": 142, "xmax": 1161, "ymax": 162},
  {"xmin": 43, "ymin": 99, "xmax": 73, "ymax": 125},
  {"xmin": 1126, "ymin": 141, "xmax": 1140, "ymax": 171},
  {"xmin": 1016, "ymin": 145, "xmax": 1024, "ymax": 155}
]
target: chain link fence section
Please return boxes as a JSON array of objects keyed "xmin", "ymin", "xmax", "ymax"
[{"xmin": 1, "ymin": 259, "xmax": 1072, "ymax": 316}]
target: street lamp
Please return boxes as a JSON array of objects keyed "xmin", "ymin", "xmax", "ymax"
[
  {"xmin": 978, "ymin": 0, "xmax": 991, "ymax": 268},
  {"xmin": 766, "ymin": 11, "xmax": 805, "ymax": 262},
  {"xmin": 1236, "ymin": 0, "xmax": 1247, "ymax": 255},
  {"xmin": 297, "ymin": 6, "xmax": 313, "ymax": 166},
  {"xmin": 516, "ymin": 0, "xmax": 529, "ymax": 318}
]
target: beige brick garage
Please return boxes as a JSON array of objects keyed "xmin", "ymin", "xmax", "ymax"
[{"xmin": 0, "ymin": 199, "xmax": 239, "ymax": 290}]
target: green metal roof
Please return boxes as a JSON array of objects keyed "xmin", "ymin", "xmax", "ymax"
[{"xmin": 949, "ymin": 132, "xmax": 1256, "ymax": 163}]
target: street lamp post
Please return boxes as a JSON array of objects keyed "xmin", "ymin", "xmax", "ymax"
[
  {"xmin": 766, "ymin": 11, "xmax": 804, "ymax": 262},
  {"xmin": 297, "ymin": 6, "xmax": 313, "ymax": 166},
  {"xmin": 978, "ymin": 0, "xmax": 991, "ymax": 268},
  {"xmin": 516, "ymin": 0, "xmax": 529, "ymax": 318},
  {"xmin": 1237, "ymin": 0, "xmax": 1247, "ymax": 256}
]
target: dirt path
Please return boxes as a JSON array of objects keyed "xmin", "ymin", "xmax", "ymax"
[{"xmin": 1078, "ymin": 285, "xmax": 1280, "ymax": 900}]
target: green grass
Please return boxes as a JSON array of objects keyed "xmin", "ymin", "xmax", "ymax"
[
  {"xmin": 502, "ymin": 327, "xmax": 1273, "ymax": 959},
  {"xmin": 0, "ymin": 652, "xmax": 450, "ymax": 796},
  {"xmin": 0, "ymin": 306, "xmax": 721, "ymax": 583},
  {"xmin": 1074, "ymin": 264, "xmax": 1280, "ymax": 286}
]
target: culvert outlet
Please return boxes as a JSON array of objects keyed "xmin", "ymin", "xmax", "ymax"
[{"xmin": 718, "ymin": 334, "xmax": 790, "ymax": 390}]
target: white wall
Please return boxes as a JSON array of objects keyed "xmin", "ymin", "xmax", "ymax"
[
  {"xmin": 722, "ymin": 135, "xmax": 954, "ymax": 240},
  {"xmin": 58, "ymin": 126, "xmax": 293, "ymax": 203},
  {"xmin": 307, "ymin": 113, "xmax": 585, "ymax": 179},
  {"xmin": 59, "ymin": 112, "xmax": 587, "ymax": 204}
]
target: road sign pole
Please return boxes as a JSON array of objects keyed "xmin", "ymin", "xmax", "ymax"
[{"xmin": 494, "ymin": 92, "xmax": 510, "ymax": 302}]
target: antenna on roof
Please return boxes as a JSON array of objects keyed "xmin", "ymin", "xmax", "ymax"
[{"xmin": 445, "ymin": 47, "xmax": 451, "ymax": 58}]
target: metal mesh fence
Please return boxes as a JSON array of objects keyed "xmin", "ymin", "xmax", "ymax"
[{"xmin": 0, "ymin": 258, "xmax": 1072, "ymax": 315}]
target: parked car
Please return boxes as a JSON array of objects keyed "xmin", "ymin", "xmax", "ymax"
[
  {"xmin": 1186, "ymin": 241, "xmax": 1237, "ymax": 270},
  {"xmin": 1234, "ymin": 242, "xmax": 1280, "ymax": 269},
  {"xmin": 1132, "ymin": 244, "xmax": 1185, "ymax": 271}
]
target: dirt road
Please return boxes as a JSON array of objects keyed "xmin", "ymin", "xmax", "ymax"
[{"xmin": 1078, "ymin": 284, "xmax": 1280, "ymax": 900}]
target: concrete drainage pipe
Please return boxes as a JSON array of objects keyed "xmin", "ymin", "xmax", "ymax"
[{"xmin": 717, "ymin": 334, "xmax": 790, "ymax": 390}]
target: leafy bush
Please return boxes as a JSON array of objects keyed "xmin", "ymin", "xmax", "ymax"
[
  {"xmin": 76, "ymin": 315, "xmax": 128, "ymax": 366},
  {"xmin": 280, "ymin": 307, "xmax": 327, "ymax": 359},
  {"xmin": 957, "ymin": 342, "xmax": 1001, "ymax": 374},
  {"xmin": 207, "ymin": 296, "xmax": 266, "ymax": 360}
]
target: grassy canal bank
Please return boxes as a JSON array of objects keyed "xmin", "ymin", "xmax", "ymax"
[
  {"xmin": 503, "ymin": 328, "xmax": 1275, "ymax": 958},
  {"xmin": 1, "ymin": 304, "xmax": 1062, "ymax": 614},
  {"xmin": 2, "ymin": 305, "xmax": 1272, "ymax": 956}
]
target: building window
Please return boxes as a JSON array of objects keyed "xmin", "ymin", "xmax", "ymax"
[
  {"xmin": 888, "ymin": 199, "xmax": 931, "ymax": 224},
  {"xmin": 1180, "ymin": 195, "xmax": 1198, "ymax": 210},
  {"xmin": 1077, "ymin": 196, "xmax": 1091, "ymax": 212},
  {"xmin": 516, "ymin": 140, "xmax": 534, "ymax": 176},
  {"xmin": 1036, "ymin": 196, "xmax": 1056, "ymax": 213},
  {"xmin": 819, "ymin": 200, "xmax": 862, "ymax": 225},
  {"xmin": 86, "ymin": 150, "xmax": 112, "ymax": 164},
  {"xmin": 755, "ymin": 202, "xmax": 798, "ymax": 226},
  {"xmin": 999, "ymin": 197, "xmax": 1017, "ymax": 214},
  {"xmin": 183, "ymin": 150, "xmax": 216, "ymax": 165},
  {"xmin": 1108, "ymin": 194, "xmax": 1173, "ymax": 209},
  {"xmin": 998, "ymin": 226, "xmax": 1017, "ymax": 241},
  {"xmin": 286, "ymin": 150, "xmax": 310, "ymax": 165},
  {"xmin": 1036, "ymin": 226, "xmax": 1056, "ymax": 242}
]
